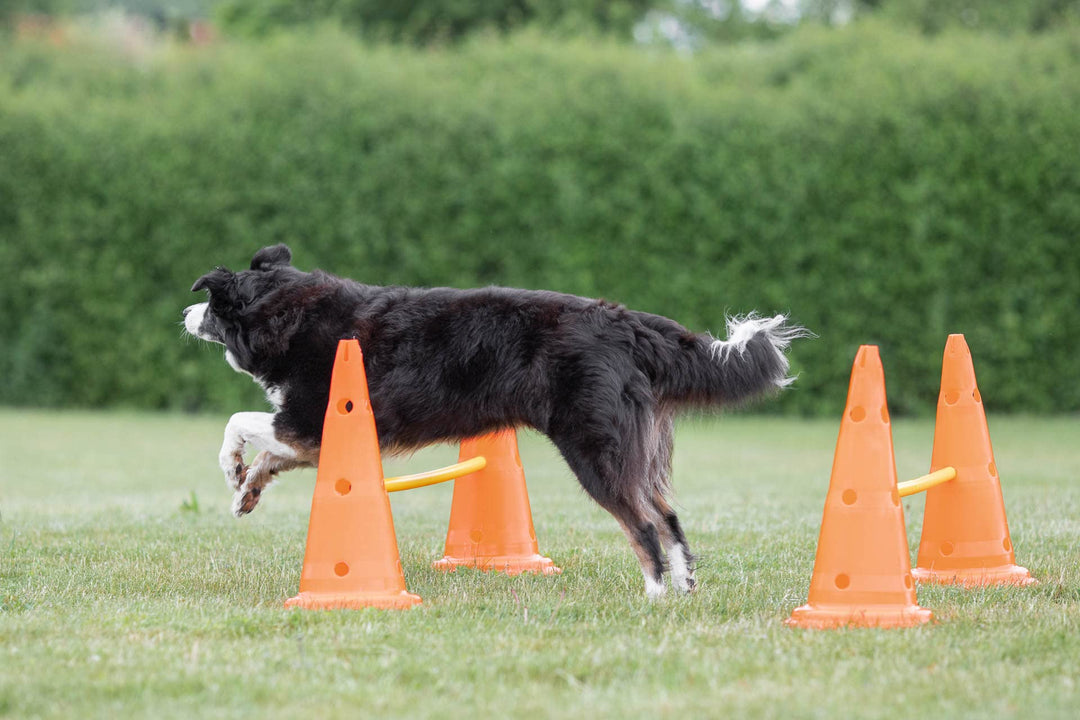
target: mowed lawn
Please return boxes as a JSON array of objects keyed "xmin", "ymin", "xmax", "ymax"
[{"xmin": 1, "ymin": 408, "xmax": 1078, "ymax": 719}]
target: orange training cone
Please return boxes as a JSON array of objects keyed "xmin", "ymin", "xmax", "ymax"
[
  {"xmin": 433, "ymin": 429, "xmax": 560, "ymax": 575},
  {"xmin": 913, "ymin": 335, "xmax": 1035, "ymax": 587},
  {"xmin": 787, "ymin": 346, "xmax": 932, "ymax": 629},
  {"xmin": 285, "ymin": 340, "xmax": 421, "ymax": 610}
]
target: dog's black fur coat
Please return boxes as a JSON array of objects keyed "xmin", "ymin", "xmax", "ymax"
[{"xmin": 188, "ymin": 244, "xmax": 804, "ymax": 596}]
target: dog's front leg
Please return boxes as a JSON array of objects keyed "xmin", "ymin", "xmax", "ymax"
[
  {"xmin": 218, "ymin": 412, "xmax": 298, "ymax": 512},
  {"xmin": 219, "ymin": 412, "xmax": 261, "ymax": 491},
  {"xmin": 232, "ymin": 451, "xmax": 305, "ymax": 516}
]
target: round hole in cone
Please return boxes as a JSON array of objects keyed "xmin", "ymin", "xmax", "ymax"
[
  {"xmin": 334, "ymin": 562, "xmax": 349, "ymax": 577},
  {"xmin": 335, "ymin": 478, "xmax": 351, "ymax": 496},
  {"xmin": 337, "ymin": 399, "xmax": 354, "ymax": 415},
  {"xmin": 841, "ymin": 489, "xmax": 857, "ymax": 505},
  {"xmin": 835, "ymin": 573, "xmax": 850, "ymax": 589},
  {"xmin": 940, "ymin": 542, "xmax": 954, "ymax": 556},
  {"xmin": 849, "ymin": 406, "xmax": 866, "ymax": 422}
]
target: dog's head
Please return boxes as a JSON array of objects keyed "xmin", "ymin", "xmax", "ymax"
[{"xmin": 184, "ymin": 244, "xmax": 305, "ymax": 373}]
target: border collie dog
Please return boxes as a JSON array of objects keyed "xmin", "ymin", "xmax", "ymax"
[{"xmin": 184, "ymin": 244, "xmax": 806, "ymax": 598}]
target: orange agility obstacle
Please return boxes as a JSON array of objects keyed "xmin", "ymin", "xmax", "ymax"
[
  {"xmin": 786, "ymin": 346, "xmax": 933, "ymax": 629},
  {"xmin": 434, "ymin": 430, "xmax": 560, "ymax": 575},
  {"xmin": 383, "ymin": 456, "xmax": 487, "ymax": 493},
  {"xmin": 788, "ymin": 336, "xmax": 1037, "ymax": 629},
  {"xmin": 285, "ymin": 340, "xmax": 558, "ymax": 610},
  {"xmin": 285, "ymin": 340, "xmax": 422, "ymax": 610},
  {"xmin": 897, "ymin": 467, "xmax": 956, "ymax": 498},
  {"xmin": 913, "ymin": 335, "xmax": 1036, "ymax": 587}
]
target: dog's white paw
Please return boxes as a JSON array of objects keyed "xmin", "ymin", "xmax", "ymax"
[
  {"xmin": 645, "ymin": 576, "xmax": 668, "ymax": 600},
  {"xmin": 669, "ymin": 550, "xmax": 697, "ymax": 594},
  {"xmin": 672, "ymin": 575, "xmax": 697, "ymax": 594},
  {"xmin": 220, "ymin": 451, "xmax": 247, "ymax": 491}
]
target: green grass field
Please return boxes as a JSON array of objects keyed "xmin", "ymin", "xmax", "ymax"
[{"xmin": 2, "ymin": 409, "xmax": 1078, "ymax": 719}]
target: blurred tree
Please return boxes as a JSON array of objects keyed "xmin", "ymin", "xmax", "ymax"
[
  {"xmin": 5, "ymin": 0, "xmax": 1077, "ymax": 38},
  {"xmin": 1, "ymin": 0, "xmax": 215, "ymax": 28},
  {"xmin": 671, "ymin": 0, "xmax": 1080, "ymax": 40},
  {"xmin": 1, "ymin": 0, "xmax": 70, "ymax": 23},
  {"xmin": 637, "ymin": 1, "xmax": 789, "ymax": 47},
  {"xmin": 856, "ymin": 0, "xmax": 1080, "ymax": 33},
  {"xmin": 215, "ymin": 0, "xmax": 654, "ymax": 43}
]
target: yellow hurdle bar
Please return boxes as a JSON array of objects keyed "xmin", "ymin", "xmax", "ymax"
[
  {"xmin": 896, "ymin": 466, "xmax": 957, "ymax": 498},
  {"xmin": 383, "ymin": 456, "xmax": 487, "ymax": 493}
]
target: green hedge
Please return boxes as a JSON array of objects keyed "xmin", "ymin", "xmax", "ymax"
[{"xmin": 1, "ymin": 23, "xmax": 1078, "ymax": 415}]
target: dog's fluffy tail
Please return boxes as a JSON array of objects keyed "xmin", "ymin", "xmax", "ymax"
[{"xmin": 651, "ymin": 313, "xmax": 810, "ymax": 407}]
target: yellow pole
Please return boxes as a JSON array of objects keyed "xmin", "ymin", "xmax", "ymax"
[
  {"xmin": 897, "ymin": 466, "xmax": 956, "ymax": 498},
  {"xmin": 383, "ymin": 456, "xmax": 487, "ymax": 493}
]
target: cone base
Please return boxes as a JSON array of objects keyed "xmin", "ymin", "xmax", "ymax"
[
  {"xmin": 433, "ymin": 553, "xmax": 561, "ymax": 576},
  {"xmin": 912, "ymin": 564, "xmax": 1036, "ymax": 587},
  {"xmin": 284, "ymin": 590, "xmax": 422, "ymax": 611},
  {"xmin": 785, "ymin": 603, "xmax": 933, "ymax": 629}
]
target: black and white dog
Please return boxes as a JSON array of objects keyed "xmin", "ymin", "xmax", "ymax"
[{"xmin": 183, "ymin": 244, "xmax": 806, "ymax": 598}]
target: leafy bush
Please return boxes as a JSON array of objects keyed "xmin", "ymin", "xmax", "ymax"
[{"xmin": 1, "ymin": 24, "xmax": 1078, "ymax": 415}]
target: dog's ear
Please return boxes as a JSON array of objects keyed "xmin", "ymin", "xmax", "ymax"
[
  {"xmin": 191, "ymin": 267, "xmax": 234, "ymax": 294},
  {"xmin": 248, "ymin": 306, "xmax": 304, "ymax": 358},
  {"xmin": 192, "ymin": 268, "xmax": 245, "ymax": 321},
  {"xmin": 250, "ymin": 244, "xmax": 293, "ymax": 271}
]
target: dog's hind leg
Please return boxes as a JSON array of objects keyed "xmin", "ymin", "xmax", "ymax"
[
  {"xmin": 552, "ymin": 430, "xmax": 669, "ymax": 599},
  {"xmin": 615, "ymin": 507, "xmax": 668, "ymax": 600},
  {"xmin": 649, "ymin": 414, "xmax": 696, "ymax": 594},
  {"xmin": 655, "ymin": 495, "xmax": 696, "ymax": 594}
]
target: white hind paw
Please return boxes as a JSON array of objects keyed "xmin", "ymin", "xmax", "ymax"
[{"xmin": 645, "ymin": 575, "xmax": 667, "ymax": 600}]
